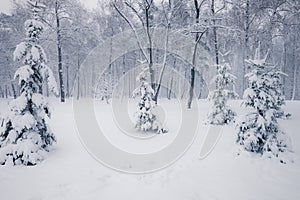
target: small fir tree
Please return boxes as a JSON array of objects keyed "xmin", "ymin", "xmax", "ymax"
[
  {"xmin": 237, "ymin": 47, "xmax": 291, "ymax": 162},
  {"xmin": 0, "ymin": 1, "xmax": 58, "ymax": 165},
  {"xmin": 133, "ymin": 67, "xmax": 167, "ymax": 134},
  {"xmin": 95, "ymin": 72, "xmax": 114, "ymax": 104},
  {"xmin": 208, "ymin": 62, "xmax": 238, "ymax": 125}
]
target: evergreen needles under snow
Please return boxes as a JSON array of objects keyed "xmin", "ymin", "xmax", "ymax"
[
  {"xmin": 237, "ymin": 47, "xmax": 292, "ymax": 163},
  {"xmin": 133, "ymin": 67, "xmax": 167, "ymax": 134},
  {"xmin": 95, "ymin": 72, "xmax": 115, "ymax": 104},
  {"xmin": 208, "ymin": 62, "xmax": 238, "ymax": 125},
  {"xmin": 0, "ymin": 1, "xmax": 57, "ymax": 166}
]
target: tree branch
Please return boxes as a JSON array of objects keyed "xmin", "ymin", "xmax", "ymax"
[{"xmin": 112, "ymin": 2, "xmax": 150, "ymax": 63}]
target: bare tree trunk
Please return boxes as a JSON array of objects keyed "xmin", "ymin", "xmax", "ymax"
[
  {"xmin": 144, "ymin": 5, "xmax": 155, "ymax": 91},
  {"xmin": 66, "ymin": 65, "xmax": 69, "ymax": 98},
  {"xmin": 128, "ymin": 64, "xmax": 131, "ymax": 98},
  {"xmin": 121, "ymin": 55, "xmax": 126, "ymax": 100},
  {"xmin": 77, "ymin": 49, "xmax": 80, "ymax": 100},
  {"xmin": 188, "ymin": 67, "xmax": 196, "ymax": 108},
  {"xmin": 168, "ymin": 76, "xmax": 174, "ymax": 100},
  {"xmin": 11, "ymin": 83, "xmax": 17, "ymax": 99},
  {"xmin": 0, "ymin": 86, "xmax": 3, "ymax": 98},
  {"xmin": 243, "ymin": 0, "xmax": 250, "ymax": 92},
  {"xmin": 198, "ymin": 76, "xmax": 204, "ymax": 99},
  {"xmin": 187, "ymin": 0, "xmax": 206, "ymax": 109},
  {"xmin": 187, "ymin": 0, "xmax": 200, "ymax": 109},
  {"xmin": 282, "ymin": 38, "xmax": 287, "ymax": 96},
  {"xmin": 211, "ymin": 0, "xmax": 219, "ymax": 66},
  {"xmin": 55, "ymin": 0, "xmax": 65, "ymax": 102},
  {"xmin": 84, "ymin": 75, "xmax": 88, "ymax": 97},
  {"xmin": 291, "ymin": 32, "xmax": 297, "ymax": 100},
  {"xmin": 291, "ymin": 63, "xmax": 297, "ymax": 100},
  {"xmin": 168, "ymin": 59, "xmax": 176, "ymax": 100},
  {"xmin": 153, "ymin": 22, "xmax": 170, "ymax": 104},
  {"xmin": 5, "ymin": 85, "xmax": 8, "ymax": 99},
  {"xmin": 181, "ymin": 68, "xmax": 187, "ymax": 99},
  {"xmin": 187, "ymin": 29, "xmax": 206, "ymax": 108}
]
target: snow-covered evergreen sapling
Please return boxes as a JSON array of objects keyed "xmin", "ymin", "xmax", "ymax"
[
  {"xmin": 237, "ymin": 49, "xmax": 291, "ymax": 162},
  {"xmin": 0, "ymin": 1, "xmax": 58, "ymax": 165},
  {"xmin": 208, "ymin": 62, "xmax": 238, "ymax": 125},
  {"xmin": 133, "ymin": 67, "xmax": 167, "ymax": 134},
  {"xmin": 95, "ymin": 72, "xmax": 114, "ymax": 104}
]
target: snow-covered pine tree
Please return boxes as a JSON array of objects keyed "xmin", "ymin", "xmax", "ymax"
[
  {"xmin": 237, "ymin": 47, "xmax": 291, "ymax": 162},
  {"xmin": 0, "ymin": 1, "xmax": 58, "ymax": 166},
  {"xmin": 95, "ymin": 72, "xmax": 115, "ymax": 104},
  {"xmin": 133, "ymin": 67, "xmax": 167, "ymax": 134},
  {"xmin": 208, "ymin": 61, "xmax": 238, "ymax": 125}
]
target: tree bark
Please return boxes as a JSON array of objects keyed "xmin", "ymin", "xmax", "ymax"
[
  {"xmin": 291, "ymin": 31, "xmax": 297, "ymax": 100},
  {"xmin": 198, "ymin": 75, "xmax": 204, "ymax": 99},
  {"xmin": 243, "ymin": 0, "xmax": 250, "ymax": 92},
  {"xmin": 153, "ymin": 23, "xmax": 170, "ymax": 104},
  {"xmin": 77, "ymin": 48, "xmax": 80, "ymax": 100},
  {"xmin": 282, "ymin": 37, "xmax": 287, "ymax": 96},
  {"xmin": 121, "ymin": 55, "xmax": 126, "ymax": 100},
  {"xmin": 187, "ymin": 0, "xmax": 207, "ymax": 108},
  {"xmin": 187, "ymin": 0, "xmax": 200, "ymax": 109},
  {"xmin": 0, "ymin": 86, "xmax": 3, "ymax": 98},
  {"xmin": 181, "ymin": 68, "xmax": 187, "ymax": 99},
  {"xmin": 145, "ymin": 5, "xmax": 155, "ymax": 90},
  {"xmin": 5, "ymin": 85, "xmax": 8, "ymax": 99},
  {"xmin": 55, "ymin": 0, "xmax": 65, "ymax": 102},
  {"xmin": 168, "ymin": 76, "xmax": 174, "ymax": 100},
  {"xmin": 211, "ymin": 0, "xmax": 219, "ymax": 66},
  {"xmin": 11, "ymin": 83, "xmax": 17, "ymax": 99}
]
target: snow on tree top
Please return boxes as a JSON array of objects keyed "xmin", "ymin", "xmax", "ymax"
[
  {"xmin": 136, "ymin": 67, "xmax": 151, "ymax": 83},
  {"xmin": 245, "ymin": 58, "xmax": 267, "ymax": 68},
  {"xmin": 25, "ymin": 19, "xmax": 45, "ymax": 40},
  {"xmin": 246, "ymin": 44, "xmax": 270, "ymax": 68}
]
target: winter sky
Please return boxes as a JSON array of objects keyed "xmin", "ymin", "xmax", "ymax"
[{"xmin": 0, "ymin": 0, "xmax": 99, "ymax": 14}]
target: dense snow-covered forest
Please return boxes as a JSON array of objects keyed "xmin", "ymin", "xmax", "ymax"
[{"xmin": 0, "ymin": 0, "xmax": 299, "ymax": 101}]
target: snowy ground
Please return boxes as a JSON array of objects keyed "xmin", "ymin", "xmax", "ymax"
[{"xmin": 0, "ymin": 98, "xmax": 300, "ymax": 200}]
